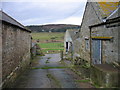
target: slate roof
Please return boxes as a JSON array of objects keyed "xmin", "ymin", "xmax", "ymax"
[
  {"xmin": 0, "ymin": 10, "xmax": 31, "ymax": 32},
  {"xmin": 97, "ymin": 2, "xmax": 119, "ymax": 18},
  {"xmin": 89, "ymin": 2, "xmax": 120, "ymax": 28}
]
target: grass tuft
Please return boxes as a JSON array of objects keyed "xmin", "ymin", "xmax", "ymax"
[
  {"xmin": 45, "ymin": 60, "xmax": 49, "ymax": 64},
  {"xmin": 31, "ymin": 66, "xmax": 69, "ymax": 70},
  {"xmin": 74, "ymin": 79, "xmax": 90, "ymax": 83}
]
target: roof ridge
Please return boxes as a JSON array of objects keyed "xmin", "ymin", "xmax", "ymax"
[
  {"xmin": 1, "ymin": 10, "xmax": 25, "ymax": 28},
  {"xmin": 1, "ymin": 10, "xmax": 31, "ymax": 32}
]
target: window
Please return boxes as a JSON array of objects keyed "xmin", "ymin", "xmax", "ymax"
[{"xmin": 85, "ymin": 39, "xmax": 89, "ymax": 50}]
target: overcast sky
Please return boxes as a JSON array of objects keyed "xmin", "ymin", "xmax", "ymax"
[{"xmin": 2, "ymin": 0, "xmax": 87, "ymax": 26}]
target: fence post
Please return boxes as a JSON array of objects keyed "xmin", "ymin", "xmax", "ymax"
[{"xmin": 60, "ymin": 50, "xmax": 63, "ymax": 60}]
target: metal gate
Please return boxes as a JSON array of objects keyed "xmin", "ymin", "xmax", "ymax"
[{"xmin": 92, "ymin": 40, "xmax": 102, "ymax": 64}]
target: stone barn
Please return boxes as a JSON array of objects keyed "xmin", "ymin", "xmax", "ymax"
[
  {"xmin": 77, "ymin": 1, "xmax": 120, "ymax": 87},
  {"xmin": 0, "ymin": 11, "xmax": 31, "ymax": 88},
  {"xmin": 78, "ymin": 2, "xmax": 120, "ymax": 64},
  {"xmin": 64, "ymin": 29, "xmax": 79, "ymax": 60}
]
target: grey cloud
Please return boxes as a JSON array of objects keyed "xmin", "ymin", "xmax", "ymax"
[{"xmin": 2, "ymin": 1, "xmax": 86, "ymax": 25}]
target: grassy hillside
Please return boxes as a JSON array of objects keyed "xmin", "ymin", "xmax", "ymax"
[{"xmin": 27, "ymin": 24, "xmax": 80, "ymax": 32}]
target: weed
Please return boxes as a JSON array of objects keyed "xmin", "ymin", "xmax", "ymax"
[
  {"xmin": 92, "ymin": 83, "xmax": 100, "ymax": 88},
  {"xmin": 81, "ymin": 65, "xmax": 90, "ymax": 69},
  {"xmin": 45, "ymin": 60, "xmax": 49, "ymax": 64},
  {"xmin": 47, "ymin": 57, "xmax": 51, "ymax": 59}
]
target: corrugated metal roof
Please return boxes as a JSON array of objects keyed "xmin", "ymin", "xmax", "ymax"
[{"xmin": 0, "ymin": 10, "xmax": 31, "ymax": 32}]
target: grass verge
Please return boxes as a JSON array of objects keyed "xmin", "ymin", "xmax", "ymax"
[
  {"xmin": 74, "ymin": 79, "xmax": 90, "ymax": 83},
  {"xmin": 31, "ymin": 66, "xmax": 69, "ymax": 70}
]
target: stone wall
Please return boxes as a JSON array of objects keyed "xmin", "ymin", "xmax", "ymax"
[
  {"xmin": 91, "ymin": 25, "xmax": 119, "ymax": 64},
  {"xmin": 0, "ymin": 19, "xmax": 2, "ymax": 88},
  {"xmin": 2, "ymin": 22, "xmax": 31, "ymax": 88},
  {"xmin": 91, "ymin": 64, "xmax": 119, "ymax": 87},
  {"xmin": 78, "ymin": 2, "xmax": 102, "ymax": 63},
  {"xmin": 73, "ymin": 38, "xmax": 81, "ymax": 57}
]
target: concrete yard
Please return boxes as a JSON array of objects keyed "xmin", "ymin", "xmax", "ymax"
[{"xmin": 13, "ymin": 53, "xmax": 93, "ymax": 88}]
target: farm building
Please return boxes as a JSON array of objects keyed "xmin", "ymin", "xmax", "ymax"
[
  {"xmin": 79, "ymin": 2, "xmax": 119, "ymax": 64},
  {"xmin": 79, "ymin": 2, "xmax": 120, "ymax": 65},
  {"xmin": 78, "ymin": 2, "xmax": 120, "ymax": 87},
  {"xmin": 1, "ymin": 10, "xmax": 31, "ymax": 88},
  {"xmin": 64, "ymin": 29, "xmax": 79, "ymax": 59}
]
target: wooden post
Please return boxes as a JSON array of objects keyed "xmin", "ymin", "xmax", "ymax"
[
  {"xmin": 89, "ymin": 27, "xmax": 92, "ymax": 66},
  {"xmin": 60, "ymin": 50, "xmax": 63, "ymax": 60}
]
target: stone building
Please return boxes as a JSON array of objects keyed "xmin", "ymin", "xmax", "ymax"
[
  {"xmin": 0, "ymin": 11, "xmax": 31, "ymax": 88},
  {"xmin": 64, "ymin": 29, "xmax": 79, "ymax": 59},
  {"xmin": 74, "ymin": 2, "xmax": 120, "ymax": 87},
  {"xmin": 76, "ymin": 2, "xmax": 120, "ymax": 65}
]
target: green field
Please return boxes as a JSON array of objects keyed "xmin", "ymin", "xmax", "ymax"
[
  {"xmin": 32, "ymin": 32, "xmax": 64, "ymax": 41},
  {"xmin": 31, "ymin": 32, "xmax": 65, "ymax": 54},
  {"xmin": 38, "ymin": 42, "xmax": 64, "ymax": 53},
  {"xmin": 38, "ymin": 43, "xmax": 64, "ymax": 49}
]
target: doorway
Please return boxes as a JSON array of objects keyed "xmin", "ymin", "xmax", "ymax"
[
  {"xmin": 92, "ymin": 40, "xmax": 102, "ymax": 64},
  {"xmin": 66, "ymin": 42, "xmax": 68, "ymax": 52}
]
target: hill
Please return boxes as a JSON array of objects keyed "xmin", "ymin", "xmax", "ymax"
[{"xmin": 26, "ymin": 24, "xmax": 80, "ymax": 32}]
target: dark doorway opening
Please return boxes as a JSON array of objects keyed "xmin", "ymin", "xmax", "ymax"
[{"xmin": 66, "ymin": 42, "xmax": 68, "ymax": 52}]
